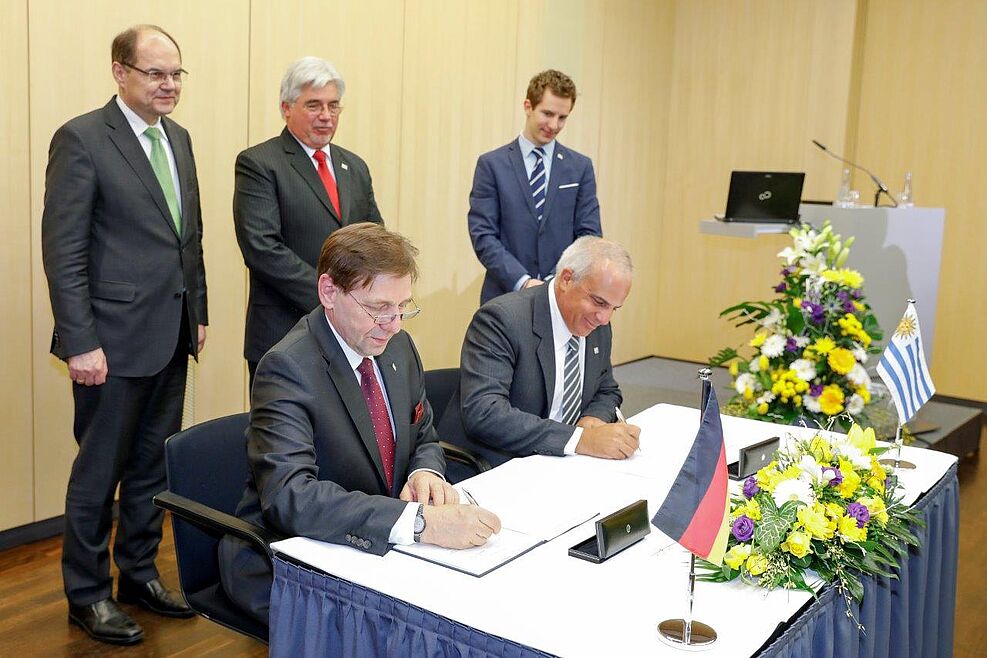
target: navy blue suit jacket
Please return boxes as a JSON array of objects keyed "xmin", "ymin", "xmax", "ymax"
[{"xmin": 467, "ymin": 139, "xmax": 601, "ymax": 305}]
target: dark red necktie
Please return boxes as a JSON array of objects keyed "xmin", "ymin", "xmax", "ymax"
[
  {"xmin": 312, "ymin": 149, "xmax": 341, "ymax": 218},
  {"xmin": 357, "ymin": 358, "xmax": 395, "ymax": 491}
]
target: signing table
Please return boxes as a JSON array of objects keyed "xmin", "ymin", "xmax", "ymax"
[{"xmin": 268, "ymin": 404, "xmax": 958, "ymax": 658}]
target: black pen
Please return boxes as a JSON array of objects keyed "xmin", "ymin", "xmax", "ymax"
[{"xmin": 462, "ymin": 488, "xmax": 479, "ymax": 506}]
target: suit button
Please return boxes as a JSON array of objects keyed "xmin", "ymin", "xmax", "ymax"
[
  {"xmin": 174, "ymin": 292, "xmax": 182, "ymax": 298},
  {"xmin": 345, "ymin": 534, "xmax": 352, "ymax": 542}
]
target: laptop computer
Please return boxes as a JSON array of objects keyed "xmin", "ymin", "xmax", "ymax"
[{"xmin": 720, "ymin": 171, "xmax": 805, "ymax": 223}]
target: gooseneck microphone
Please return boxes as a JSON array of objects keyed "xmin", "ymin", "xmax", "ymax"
[{"xmin": 811, "ymin": 140, "xmax": 897, "ymax": 208}]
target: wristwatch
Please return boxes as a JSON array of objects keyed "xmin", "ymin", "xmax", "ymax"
[{"xmin": 413, "ymin": 504, "xmax": 426, "ymax": 542}]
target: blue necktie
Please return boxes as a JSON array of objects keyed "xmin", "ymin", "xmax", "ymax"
[
  {"xmin": 529, "ymin": 146, "xmax": 547, "ymax": 221},
  {"xmin": 560, "ymin": 336, "xmax": 583, "ymax": 425}
]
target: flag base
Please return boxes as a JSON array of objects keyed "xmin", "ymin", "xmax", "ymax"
[
  {"xmin": 657, "ymin": 619, "xmax": 717, "ymax": 650},
  {"xmin": 879, "ymin": 458, "xmax": 917, "ymax": 469}
]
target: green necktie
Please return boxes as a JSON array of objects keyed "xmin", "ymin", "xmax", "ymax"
[{"xmin": 144, "ymin": 126, "xmax": 182, "ymax": 234}]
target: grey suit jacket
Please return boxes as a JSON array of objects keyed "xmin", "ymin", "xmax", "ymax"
[
  {"xmin": 218, "ymin": 306, "xmax": 444, "ymax": 622},
  {"xmin": 41, "ymin": 97, "xmax": 207, "ymax": 377},
  {"xmin": 459, "ymin": 284, "xmax": 621, "ymax": 467},
  {"xmin": 233, "ymin": 128, "xmax": 383, "ymax": 363}
]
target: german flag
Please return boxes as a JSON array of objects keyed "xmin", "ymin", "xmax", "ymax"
[{"xmin": 651, "ymin": 379, "xmax": 730, "ymax": 565}]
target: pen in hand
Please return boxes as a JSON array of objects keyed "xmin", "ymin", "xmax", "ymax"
[
  {"xmin": 615, "ymin": 406, "xmax": 627, "ymax": 424},
  {"xmin": 462, "ymin": 488, "xmax": 480, "ymax": 506}
]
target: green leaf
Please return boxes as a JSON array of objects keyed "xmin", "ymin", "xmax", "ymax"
[
  {"xmin": 754, "ymin": 500, "xmax": 800, "ymax": 552},
  {"xmin": 709, "ymin": 348, "xmax": 739, "ymax": 367}
]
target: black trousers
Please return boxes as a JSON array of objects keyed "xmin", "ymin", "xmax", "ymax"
[{"xmin": 62, "ymin": 336, "xmax": 189, "ymax": 606}]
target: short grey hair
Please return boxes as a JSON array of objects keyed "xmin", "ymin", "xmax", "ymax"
[
  {"xmin": 279, "ymin": 56, "xmax": 346, "ymax": 115},
  {"xmin": 556, "ymin": 236, "xmax": 633, "ymax": 282}
]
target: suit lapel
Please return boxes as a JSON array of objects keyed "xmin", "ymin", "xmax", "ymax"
[
  {"xmin": 306, "ymin": 308, "xmax": 390, "ymax": 491},
  {"xmin": 281, "ymin": 128, "xmax": 342, "ymax": 227},
  {"xmin": 582, "ymin": 328, "xmax": 601, "ymax": 409},
  {"xmin": 507, "ymin": 141, "xmax": 540, "ymax": 224},
  {"xmin": 161, "ymin": 118, "xmax": 192, "ymax": 243},
  {"xmin": 378, "ymin": 342, "xmax": 411, "ymax": 495},
  {"xmin": 532, "ymin": 286, "xmax": 556, "ymax": 414},
  {"xmin": 539, "ymin": 142, "xmax": 568, "ymax": 229},
  {"xmin": 103, "ymin": 99, "xmax": 178, "ymax": 240}
]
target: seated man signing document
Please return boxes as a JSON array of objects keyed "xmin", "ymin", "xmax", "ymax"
[
  {"xmin": 460, "ymin": 237, "xmax": 640, "ymax": 467},
  {"xmin": 219, "ymin": 223, "xmax": 500, "ymax": 624}
]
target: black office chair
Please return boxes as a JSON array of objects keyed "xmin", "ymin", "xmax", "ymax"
[
  {"xmin": 425, "ymin": 368, "xmax": 492, "ymax": 483},
  {"xmin": 153, "ymin": 413, "xmax": 282, "ymax": 644}
]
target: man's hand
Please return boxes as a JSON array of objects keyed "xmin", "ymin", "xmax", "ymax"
[
  {"xmin": 419, "ymin": 504, "xmax": 502, "ymax": 549},
  {"xmin": 523, "ymin": 278, "xmax": 545, "ymax": 289},
  {"xmin": 576, "ymin": 415, "xmax": 607, "ymax": 430},
  {"xmin": 67, "ymin": 348, "xmax": 108, "ymax": 386},
  {"xmin": 575, "ymin": 423, "xmax": 641, "ymax": 460},
  {"xmin": 399, "ymin": 471, "xmax": 459, "ymax": 505},
  {"xmin": 197, "ymin": 324, "xmax": 207, "ymax": 353}
]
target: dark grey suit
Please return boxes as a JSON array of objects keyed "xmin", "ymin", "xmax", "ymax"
[
  {"xmin": 218, "ymin": 307, "xmax": 444, "ymax": 623},
  {"xmin": 41, "ymin": 97, "xmax": 207, "ymax": 605},
  {"xmin": 459, "ymin": 284, "xmax": 621, "ymax": 468},
  {"xmin": 233, "ymin": 128, "xmax": 383, "ymax": 365}
]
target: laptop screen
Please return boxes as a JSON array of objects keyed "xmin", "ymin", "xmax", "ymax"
[{"xmin": 724, "ymin": 171, "xmax": 805, "ymax": 222}]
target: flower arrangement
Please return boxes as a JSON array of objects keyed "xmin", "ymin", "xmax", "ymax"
[
  {"xmin": 698, "ymin": 425, "xmax": 922, "ymax": 625},
  {"xmin": 710, "ymin": 221, "xmax": 883, "ymax": 432}
]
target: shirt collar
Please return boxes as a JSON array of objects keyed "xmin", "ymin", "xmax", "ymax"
[
  {"xmin": 324, "ymin": 310, "xmax": 369, "ymax": 373},
  {"xmin": 548, "ymin": 282, "xmax": 577, "ymax": 350},
  {"xmin": 115, "ymin": 95, "xmax": 166, "ymax": 141},
  {"xmin": 290, "ymin": 130, "xmax": 328, "ymax": 162},
  {"xmin": 518, "ymin": 133, "xmax": 556, "ymax": 162}
]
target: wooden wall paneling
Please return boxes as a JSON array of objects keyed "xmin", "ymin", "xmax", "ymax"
[
  {"xmin": 655, "ymin": 0, "xmax": 858, "ymax": 366},
  {"xmin": 28, "ymin": 1, "xmax": 249, "ymax": 520},
  {"xmin": 852, "ymin": 0, "xmax": 987, "ymax": 401},
  {"xmin": 0, "ymin": 0, "xmax": 36, "ymax": 531},
  {"xmin": 595, "ymin": 1, "xmax": 676, "ymax": 364},
  {"xmin": 397, "ymin": 0, "xmax": 520, "ymax": 368}
]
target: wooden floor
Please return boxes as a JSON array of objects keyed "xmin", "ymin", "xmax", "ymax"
[{"xmin": 0, "ymin": 422, "xmax": 983, "ymax": 657}]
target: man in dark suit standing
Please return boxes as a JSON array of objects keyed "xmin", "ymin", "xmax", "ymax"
[
  {"xmin": 219, "ymin": 223, "xmax": 500, "ymax": 625},
  {"xmin": 234, "ymin": 56, "xmax": 383, "ymax": 380},
  {"xmin": 460, "ymin": 237, "xmax": 640, "ymax": 468},
  {"xmin": 468, "ymin": 70, "xmax": 602, "ymax": 305},
  {"xmin": 41, "ymin": 25, "xmax": 206, "ymax": 645}
]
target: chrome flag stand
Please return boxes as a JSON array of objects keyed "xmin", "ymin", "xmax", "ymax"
[{"xmin": 657, "ymin": 368, "xmax": 718, "ymax": 650}]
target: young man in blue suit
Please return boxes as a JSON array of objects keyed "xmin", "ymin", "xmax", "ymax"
[{"xmin": 468, "ymin": 70, "xmax": 602, "ymax": 305}]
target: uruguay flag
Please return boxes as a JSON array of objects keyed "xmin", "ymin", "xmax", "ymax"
[
  {"xmin": 876, "ymin": 301, "xmax": 936, "ymax": 425},
  {"xmin": 651, "ymin": 379, "xmax": 730, "ymax": 565}
]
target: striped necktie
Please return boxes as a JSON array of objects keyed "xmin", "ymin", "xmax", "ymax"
[
  {"xmin": 144, "ymin": 126, "xmax": 181, "ymax": 234},
  {"xmin": 560, "ymin": 336, "xmax": 583, "ymax": 425},
  {"xmin": 529, "ymin": 146, "xmax": 547, "ymax": 221}
]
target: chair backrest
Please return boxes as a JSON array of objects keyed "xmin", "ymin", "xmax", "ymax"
[
  {"xmin": 424, "ymin": 368, "xmax": 465, "ymax": 443},
  {"xmin": 163, "ymin": 412, "xmax": 251, "ymax": 594}
]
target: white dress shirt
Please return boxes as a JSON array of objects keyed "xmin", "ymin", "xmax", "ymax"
[{"xmin": 115, "ymin": 96, "xmax": 182, "ymax": 208}]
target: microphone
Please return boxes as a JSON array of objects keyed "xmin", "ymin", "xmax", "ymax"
[{"xmin": 811, "ymin": 140, "xmax": 897, "ymax": 207}]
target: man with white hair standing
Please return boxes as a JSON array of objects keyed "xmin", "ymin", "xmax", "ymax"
[{"xmin": 234, "ymin": 56, "xmax": 383, "ymax": 381}]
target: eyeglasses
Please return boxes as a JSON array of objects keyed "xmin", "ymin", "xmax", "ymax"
[
  {"xmin": 123, "ymin": 62, "xmax": 188, "ymax": 84},
  {"xmin": 301, "ymin": 100, "xmax": 344, "ymax": 117},
  {"xmin": 348, "ymin": 293, "xmax": 421, "ymax": 325}
]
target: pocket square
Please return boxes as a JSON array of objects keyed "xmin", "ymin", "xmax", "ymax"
[
  {"xmin": 558, "ymin": 182, "xmax": 579, "ymax": 189},
  {"xmin": 412, "ymin": 401, "xmax": 424, "ymax": 424}
]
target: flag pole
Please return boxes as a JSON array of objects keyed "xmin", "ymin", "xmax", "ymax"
[
  {"xmin": 657, "ymin": 368, "xmax": 718, "ymax": 649},
  {"xmin": 879, "ymin": 299, "xmax": 918, "ymax": 471}
]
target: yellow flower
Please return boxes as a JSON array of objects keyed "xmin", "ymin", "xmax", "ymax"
[
  {"xmin": 793, "ymin": 297, "xmax": 802, "ymax": 308},
  {"xmin": 757, "ymin": 402, "xmax": 769, "ymax": 415},
  {"xmin": 729, "ymin": 361, "xmax": 739, "ymax": 377},
  {"xmin": 743, "ymin": 387, "xmax": 754, "ymax": 400},
  {"xmin": 859, "ymin": 496, "xmax": 890, "ymax": 525},
  {"xmin": 756, "ymin": 462, "xmax": 782, "ymax": 492},
  {"xmin": 809, "ymin": 436, "xmax": 833, "ymax": 462},
  {"xmin": 866, "ymin": 476, "xmax": 886, "ymax": 494},
  {"xmin": 746, "ymin": 552, "xmax": 769, "ymax": 576},
  {"xmin": 724, "ymin": 544, "xmax": 752, "ymax": 570},
  {"xmin": 822, "ymin": 268, "xmax": 864, "ymax": 288},
  {"xmin": 813, "ymin": 337, "xmax": 836, "ymax": 355},
  {"xmin": 750, "ymin": 332, "xmax": 767, "ymax": 348},
  {"xmin": 848, "ymin": 425, "xmax": 876, "ymax": 454},
  {"xmin": 837, "ymin": 515, "xmax": 868, "ymax": 541},
  {"xmin": 758, "ymin": 355, "xmax": 770, "ymax": 371},
  {"xmin": 797, "ymin": 505, "xmax": 835, "ymax": 540},
  {"xmin": 827, "ymin": 347, "xmax": 856, "ymax": 375},
  {"xmin": 857, "ymin": 386, "xmax": 871, "ymax": 404},
  {"xmin": 818, "ymin": 384, "xmax": 845, "ymax": 416},
  {"xmin": 781, "ymin": 531, "xmax": 813, "ymax": 558},
  {"xmin": 853, "ymin": 300, "xmax": 865, "ymax": 312},
  {"xmin": 824, "ymin": 502, "xmax": 844, "ymax": 520},
  {"xmin": 733, "ymin": 498, "xmax": 762, "ymax": 521},
  {"xmin": 836, "ymin": 459, "xmax": 861, "ymax": 498}
]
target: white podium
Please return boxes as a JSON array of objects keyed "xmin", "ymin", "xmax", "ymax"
[{"xmin": 700, "ymin": 206, "xmax": 944, "ymax": 364}]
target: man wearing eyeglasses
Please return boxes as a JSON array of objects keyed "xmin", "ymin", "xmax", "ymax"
[
  {"xmin": 460, "ymin": 237, "xmax": 640, "ymax": 467},
  {"xmin": 219, "ymin": 223, "xmax": 500, "ymax": 625},
  {"xmin": 234, "ymin": 56, "xmax": 383, "ymax": 383},
  {"xmin": 41, "ymin": 25, "xmax": 205, "ymax": 645}
]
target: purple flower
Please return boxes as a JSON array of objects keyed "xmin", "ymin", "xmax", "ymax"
[
  {"xmin": 785, "ymin": 337, "xmax": 799, "ymax": 353},
  {"xmin": 847, "ymin": 502, "xmax": 870, "ymax": 528},
  {"xmin": 852, "ymin": 289, "xmax": 863, "ymax": 299},
  {"xmin": 837, "ymin": 290, "xmax": 849, "ymax": 302},
  {"xmin": 743, "ymin": 476, "xmax": 760, "ymax": 499},
  {"xmin": 843, "ymin": 301, "xmax": 856, "ymax": 313},
  {"xmin": 781, "ymin": 266, "xmax": 794, "ymax": 277},
  {"xmin": 775, "ymin": 282, "xmax": 788, "ymax": 293},
  {"xmin": 801, "ymin": 300, "xmax": 825, "ymax": 325},
  {"xmin": 810, "ymin": 383, "xmax": 824, "ymax": 397},
  {"xmin": 823, "ymin": 466, "xmax": 843, "ymax": 486},
  {"xmin": 732, "ymin": 515, "xmax": 755, "ymax": 541}
]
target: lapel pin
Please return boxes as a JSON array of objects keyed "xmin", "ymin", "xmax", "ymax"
[
  {"xmin": 341, "ymin": 162, "xmax": 349, "ymax": 171},
  {"xmin": 391, "ymin": 362, "xmax": 397, "ymax": 372},
  {"xmin": 557, "ymin": 153, "xmax": 563, "ymax": 160},
  {"xmin": 593, "ymin": 346, "xmax": 599, "ymax": 355}
]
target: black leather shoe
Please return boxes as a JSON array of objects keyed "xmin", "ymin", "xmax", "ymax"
[
  {"xmin": 117, "ymin": 577, "xmax": 194, "ymax": 618},
  {"xmin": 68, "ymin": 598, "xmax": 144, "ymax": 645}
]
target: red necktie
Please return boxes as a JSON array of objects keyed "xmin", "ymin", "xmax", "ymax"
[
  {"xmin": 312, "ymin": 150, "xmax": 341, "ymax": 218},
  {"xmin": 356, "ymin": 358, "xmax": 395, "ymax": 491}
]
